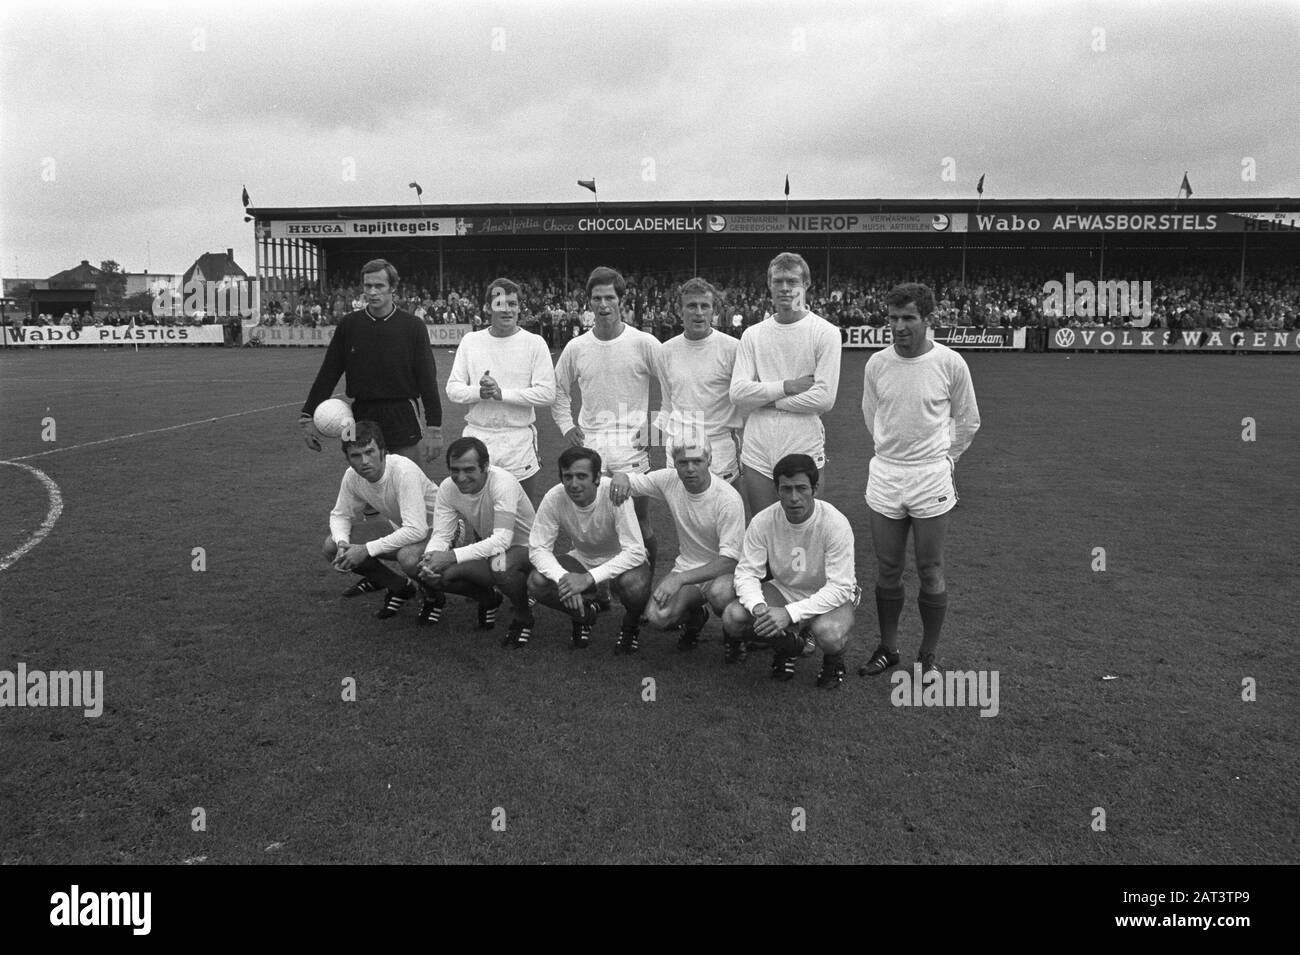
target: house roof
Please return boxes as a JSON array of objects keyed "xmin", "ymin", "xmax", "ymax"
[
  {"xmin": 183, "ymin": 251, "xmax": 248, "ymax": 285},
  {"xmin": 46, "ymin": 260, "xmax": 104, "ymax": 287}
]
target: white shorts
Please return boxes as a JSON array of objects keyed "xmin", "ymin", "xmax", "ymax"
[
  {"xmin": 739, "ymin": 414, "xmax": 826, "ymax": 478},
  {"xmin": 706, "ymin": 430, "xmax": 742, "ymax": 483},
  {"xmin": 865, "ymin": 458, "xmax": 955, "ymax": 520},
  {"xmin": 463, "ymin": 424, "xmax": 540, "ymax": 480},
  {"xmin": 742, "ymin": 445, "xmax": 827, "ymax": 481},
  {"xmin": 587, "ymin": 431, "xmax": 650, "ymax": 476}
]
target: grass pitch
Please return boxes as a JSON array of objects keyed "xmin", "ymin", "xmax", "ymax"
[{"xmin": 0, "ymin": 346, "xmax": 1295, "ymax": 864}]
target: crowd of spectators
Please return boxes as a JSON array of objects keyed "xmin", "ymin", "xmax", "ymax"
[
  {"xmin": 10, "ymin": 308, "xmax": 236, "ymax": 329},
  {"xmin": 253, "ymin": 261, "xmax": 1300, "ymax": 343}
]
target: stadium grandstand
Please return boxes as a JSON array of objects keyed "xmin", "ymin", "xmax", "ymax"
[{"xmin": 243, "ymin": 197, "xmax": 1300, "ymax": 351}]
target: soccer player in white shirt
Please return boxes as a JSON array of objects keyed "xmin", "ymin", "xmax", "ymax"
[
  {"xmin": 445, "ymin": 278, "xmax": 557, "ymax": 503},
  {"xmin": 527, "ymin": 446, "xmax": 651, "ymax": 653},
  {"xmin": 608, "ymin": 437, "xmax": 745, "ymax": 651},
  {"xmin": 552, "ymin": 266, "xmax": 667, "ymax": 571},
  {"xmin": 324, "ymin": 421, "xmax": 439, "ymax": 620},
  {"xmin": 658, "ymin": 278, "xmax": 743, "ymax": 485},
  {"xmin": 729, "ymin": 252, "xmax": 842, "ymax": 517},
  {"xmin": 411, "ymin": 437, "xmax": 537, "ymax": 647},
  {"xmin": 722, "ymin": 453, "xmax": 857, "ymax": 688},
  {"xmin": 858, "ymin": 283, "xmax": 980, "ymax": 681}
]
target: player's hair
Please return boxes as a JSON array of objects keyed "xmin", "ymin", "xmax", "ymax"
[
  {"xmin": 670, "ymin": 439, "xmax": 712, "ymax": 461},
  {"xmin": 772, "ymin": 453, "xmax": 819, "ymax": 490},
  {"xmin": 360, "ymin": 259, "xmax": 399, "ymax": 288},
  {"xmin": 444, "ymin": 439, "xmax": 488, "ymax": 472},
  {"xmin": 885, "ymin": 282, "xmax": 937, "ymax": 318},
  {"xmin": 557, "ymin": 445, "xmax": 603, "ymax": 478},
  {"xmin": 485, "ymin": 277, "xmax": 521, "ymax": 306},
  {"xmin": 767, "ymin": 252, "xmax": 811, "ymax": 286},
  {"xmin": 446, "ymin": 436, "xmax": 489, "ymax": 470},
  {"xmin": 342, "ymin": 420, "xmax": 387, "ymax": 456},
  {"xmin": 586, "ymin": 266, "xmax": 627, "ymax": 298},
  {"xmin": 679, "ymin": 277, "xmax": 724, "ymax": 313}
]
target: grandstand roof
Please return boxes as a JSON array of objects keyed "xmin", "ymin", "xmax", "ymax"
[{"xmin": 249, "ymin": 197, "xmax": 1300, "ymax": 219}]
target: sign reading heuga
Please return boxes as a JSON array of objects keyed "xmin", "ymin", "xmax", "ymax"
[{"xmin": 269, "ymin": 218, "xmax": 460, "ymax": 239}]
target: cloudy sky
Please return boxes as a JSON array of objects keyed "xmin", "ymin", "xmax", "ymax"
[{"xmin": 2, "ymin": 0, "xmax": 1296, "ymax": 279}]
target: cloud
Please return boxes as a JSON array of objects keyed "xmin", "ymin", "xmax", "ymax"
[{"xmin": 1, "ymin": 0, "xmax": 1295, "ymax": 275}]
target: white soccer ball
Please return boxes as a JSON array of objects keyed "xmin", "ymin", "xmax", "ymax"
[{"xmin": 313, "ymin": 398, "xmax": 355, "ymax": 438}]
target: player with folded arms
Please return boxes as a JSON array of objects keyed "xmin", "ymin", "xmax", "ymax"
[{"xmin": 729, "ymin": 252, "xmax": 841, "ymax": 517}]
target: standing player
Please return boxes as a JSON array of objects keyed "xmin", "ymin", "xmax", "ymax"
[
  {"xmin": 411, "ymin": 437, "xmax": 537, "ymax": 648},
  {"xmin": 300, "ymin": 259, "xmax": 443, "ymax": 470},
  {"xmin": 608, "ymin": 436, "xmax": 745, "ymax": 651},
  {"xmin": 552, "ymin": 266, "xmax": 667, "ymax": 570},
  {"xmin": 858, "ymin": 283, "xmax": 980, "ymax": 679},
  {"xmin": 323, "ymin": 421, "xmax": 439, "ymax": 618},
  {"xmin": 722, "ymin": 454, "xmax": 856, "ymax": 688},
  {"xmin": 445, "ymin": 278, "xmax": 556, "ymax": 503},
  {"xmin": 658, "ymin": 278, "xmax": 743, "ymax": 485},
  {"xmin": 729, "ymin": 252, "xmax": 841, "ymax": 516},
  {"xmin": 527, "ymin": 446, "xmax": 651, "ymax": 653}
]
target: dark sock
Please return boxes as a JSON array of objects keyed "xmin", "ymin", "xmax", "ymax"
[
  {"xmin": 774, "ymin": 629, "xmax": 804, "ymax": 657},
  {"xmin": 876, "ymin": 584, "xmax": 905, "ymax": 651},
  {"xmin": 645, "ymin": 535, "xmax": 658, "ymax": 573},
  {"xmin": 918, "ymin": 590, "xmax": 948, "ymax": 655}
]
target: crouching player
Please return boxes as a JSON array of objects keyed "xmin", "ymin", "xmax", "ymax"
[
  {"xmin": 409, "ymin": 437, "xmax": 536, "ymax": 647},
  {"xmin": 608, "ymin": 437, "xmax": 745, "ymax": 650},
  {"xmin": 325, "ymin": 421, "xmax": 439, "ymax": 619},
  {"xmin": 722, "ymin": 453, "xmax": 857, "ymax": 688},
  {"xmin": 527, "ymin": 446, "xmax": 651, "ymax": 653}
]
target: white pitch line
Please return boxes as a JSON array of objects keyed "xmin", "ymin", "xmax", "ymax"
[
  {"xmin": 0, "ymin": 378, "xmax": 287, "ymax": 384},
  {"xmin": 0, "ymin": 400, "xmax": 302, "ymax": 463},
  {"xmin": 0, "ymin": 461, "xmax": 64, "ymax": 573}
]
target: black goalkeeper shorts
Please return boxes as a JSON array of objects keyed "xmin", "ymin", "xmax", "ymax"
[{"xmin": 351, "ymin": 398, "xmax": 423, "ymax": 451}]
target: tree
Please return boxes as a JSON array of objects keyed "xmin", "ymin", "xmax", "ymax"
[
  {"xmin": 123, "ymin": 290, "xmax": 155, "ymax": 315},
  {"xmin": 97, "ymin": 260, "xmax": 127, "ymax": 305}
]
